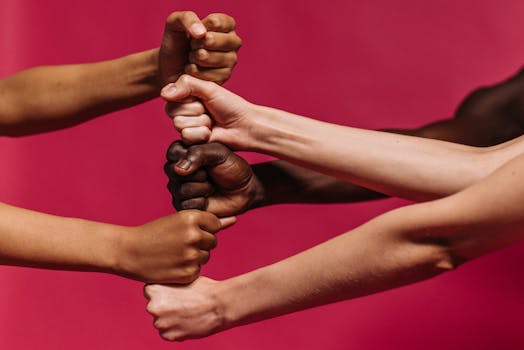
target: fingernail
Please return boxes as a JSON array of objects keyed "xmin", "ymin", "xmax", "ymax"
[
  {"xmin": 161, "ymin": 84, "xmax": 177, "ymax": 98},
  {"xmin": 190, "ymin": 23, "xmax": 206, "ymax": 36},
  {"xmin": 176, "ymin": 159, "xmax": 191, "ymax": 170}
]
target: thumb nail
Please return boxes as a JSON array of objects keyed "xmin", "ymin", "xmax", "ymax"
[
  {"xmin": 175, "ymin": 159, "xmax": 191, "ymax": 170},
  {"xmin": 161, "ymin": 84, "xmax": 177, "ymax": 98},
  {"xmin": 190, "ymin": 23, "xmax": 206, "ymax": 36}
]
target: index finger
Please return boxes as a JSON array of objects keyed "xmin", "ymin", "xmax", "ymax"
[
  {"xmin": 202, "ymin": 13, "xmax": 236, "ymax": 32},
  {"xmin": 198, "ymin": 211, "xmax": 222, "ymax": 233}
]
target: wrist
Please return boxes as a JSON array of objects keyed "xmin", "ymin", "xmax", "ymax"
[
  {"xmin": 72, "ymin": 219, "xmax": 125, "ymax": 275},
  {"xmin": 213, "ymin": 269, "xmax": 269, "ymax": 330},
  {"xmin": 101, "ymin": 224, "xmax": 133, "ymax": 277},
  {"xmin": 246, "ymin": 105, "xmax": 313, "ymax": 158},
  {"xmin": 213, "ymin": 277, "xmax": 246, "ymax": 330}
]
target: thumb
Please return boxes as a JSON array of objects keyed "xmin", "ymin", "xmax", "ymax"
[
  {"xmin": 219, "ymin": 216, "xmax": 237, "ymax": 229},
  {"xmin": 161, "ymin": 75, "xmax": 219, "ymax": 102},
  {"xmin": 173, "ymin": 143, "xmax": 228, "ymax": 176},
  {"xmin": 165, "ymin": 11, "xmax": 206, "ymax": 39}
]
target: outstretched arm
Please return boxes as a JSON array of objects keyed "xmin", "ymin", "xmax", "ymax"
[
  {"xmin": 0, "ymin": 12, "xmax": 241, "ymax": 136},
  {"xmin": 0, "ymin": 201, "xmax": 222, "ymax": 284},
  {"xmin": 246, "ymin": 70, "xmax": 524, "ymax": 205},
  {"xmin": 145, "ymin": 151, "xmax": 524, "ymax": 341},
  {"xmin": 161, "ymin": 75, "xmax": 524, "ymax": 203}
]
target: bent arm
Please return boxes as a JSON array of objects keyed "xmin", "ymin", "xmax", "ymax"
[
  {"xmin": 0, "ymin": 50, "xmax": 160, "ymax": 136},
  {"xmin": 215, "ymin": 152, "xmax": 524, "ymax": 330}
]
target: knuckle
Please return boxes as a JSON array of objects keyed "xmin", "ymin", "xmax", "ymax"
[
  {"xmin": 183, "ymin": 249, "xmax": 201, "ymax": 262},
  {"xmin": 206, "ymin": 14, "xmax": 222, "ymax": 29},
  {"xmin": 161, "ymin": 331, "xmax": 177, "ymax": 342},
  {"xmin": 195, "ymin": 49, "xmax": 209, "ymax": 64},
  {"xmin": 185, "ymin": 229, "xmax": 203, "ymax": 245},
  {"xmin": 209, "ymin": 236, "xmax": 218, "ymax": 250},
  {"xmin": 178, "ymin": 184, "xmax": 191, "ymax": 198},
  {"xmin": 180, "ymin": 209, "xmax": 200, "ymax": 223},
  {"xmin": 185, "ymin": 264, "xmax": 200, "ymax": 279},
  {"xmin": 187, "ymin": 146, "xmax": 203, "ymax": 161},
  {"xmin": 144, "ymin": 284, "xmax": 160, "ymax": 296},
  {"xmin": 153, "ymin": 318, "xmax": 166, "ymax": 330},
  {"xmin": 181, "ymin": 10, "xmax": 197, "ymax": 22},
  {"xmin": 179, "ymin": 74, "xmax": 192, "ymax": 84},
  {"xmin": 146, "ymin": 302, "xmax": 160, "ymax": 315},
  {"xmin": 166, "ymin": 12, "xmax": 180, "ymax": 24},
  {"xmin": 204, "ymin": 32, "xmax": 215, "ymax": 46},
  {"xmin": 181, "ymin": 198, "xmax": 207, "ymax": 211}
]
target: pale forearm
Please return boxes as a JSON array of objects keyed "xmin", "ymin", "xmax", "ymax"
[
  {"xmin": 0, "ymin": 49, "xmax": 159, "ymax": 136},
  {"xmin": 216, "ymin": 208, "xmax": 451, "ymax": 328},
  {"xmin": 0, "ymin": 202, "xmax": 121, "ymax": 273},
  {"xmin": 248, "ymin": 106, "xmax": 524, "ymax": 201},
  {"xmin": 216, "ymin": 154, "xmax": 524, "ymax": 329}
]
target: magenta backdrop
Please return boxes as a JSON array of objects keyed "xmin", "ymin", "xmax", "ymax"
[{"xmin": 1, "ymin": 0, "xmax": 524, "ymax": 349}]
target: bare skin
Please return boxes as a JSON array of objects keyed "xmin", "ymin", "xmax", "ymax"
[
  {"xmin": 140, "ymin": 70, "xmax": 524, "ymax": 341},
  {"xmin": 0, "ymin": 11, "xmax": 241, "ymax": 136},
  {"xmin": 145, "ymin": 150, "xmax": 524, "ymax": 341},
  {"xmin": 0, "ymin": 11, "xmax": 240, "ymax": 281},
  {"xmin": 0, "ymin": 203, "xmax": 222, "ymax": 284},
  {"xmin": 163, "ymin": 70, "xmax": 524, "ymax": 216}
]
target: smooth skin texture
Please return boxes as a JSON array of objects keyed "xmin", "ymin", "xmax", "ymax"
[
  {"xmin": 0, "ymin": 11, "xmax": 241, "ymax": 136},
  {"xmin": 145, "ymin": 151, "xmax": 524, "ymax": 341},
  {"xmin": 142, "ymin": 70, "xmax": 524, "ymax": 341},
  {"xmin": 0, "ymin": 11, "xmax": 240, "ymax": 281},
  {"xmin": 0, "ymin": 204, "xmax": 221, "ymax": 284},
  {"xmin": 161, "ymin": 74, "xmax": 524, "ymax": 203},
  {"xmin": 164, "ymin": 69, "xmax": 524, "ymax": 215}
]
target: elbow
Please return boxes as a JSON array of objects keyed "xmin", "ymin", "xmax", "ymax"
[
  {"xmin": 414, "ymin": 237, "xmax": 469, "ymax": 276},
  {"xmin": 432, "ymin": 247, "xmax": 466, "ymax": 273}
]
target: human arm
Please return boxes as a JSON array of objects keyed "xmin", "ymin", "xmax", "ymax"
[
  {"xmin": 145, "ymin": 151, "xmax": 524, "ymax": 341},
  {"xmin": 0, "ymin": 12, "xmax": 241, "ymax": 136},
  {"xmin": 0, "ymin": 201, "xmax": 222, "ymax": 283},
  {"xmin": 161, "ymin": 75, "xmax": 524, "ymax": 202}
]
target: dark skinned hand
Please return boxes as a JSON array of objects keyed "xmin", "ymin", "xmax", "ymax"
[{"xmin": 165, "ymin": 141, "xmax": 264, "ymax": 218}]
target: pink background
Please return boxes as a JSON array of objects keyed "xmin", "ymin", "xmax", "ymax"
[{"xmin": 1, "ymin": 0, "xmax": 524, "ymax": 349}]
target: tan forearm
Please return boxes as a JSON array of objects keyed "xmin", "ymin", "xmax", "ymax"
[
  {"xmin": 0, "ymin": 49, "xmax": 160, "ymax": 136},
  {"xmin": 0, "ymin": 202, "xmax": 121, "ymax": 273}
]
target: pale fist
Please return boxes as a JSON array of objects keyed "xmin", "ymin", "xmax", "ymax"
[
  {"xmin": 162, "ymin": 74, "xmax": 256, "ymax": 149},
  {"xmin": 116, "ymin": 210, "xmax": 220, "ymax": 284},
  {"xmin": 144, "ymin": 277, "xmax": 225, "ymax": 341}
]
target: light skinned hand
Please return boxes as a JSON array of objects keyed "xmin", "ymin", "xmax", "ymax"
[
  {"xmin": 144, "ymin": 277, "xmax": 224, "ymax": 342},
  {"xmin": 161, "ymin": 74, "xmax": 257, "ymax": 149}
]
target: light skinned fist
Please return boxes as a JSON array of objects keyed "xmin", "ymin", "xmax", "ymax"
[
  {"xmin": 144, "ymin": 277, "xmax": 225, "ymax": 341},
  {"xmin": 161, "ymin": 75, "xmax": 257, "ymax": 150}
]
